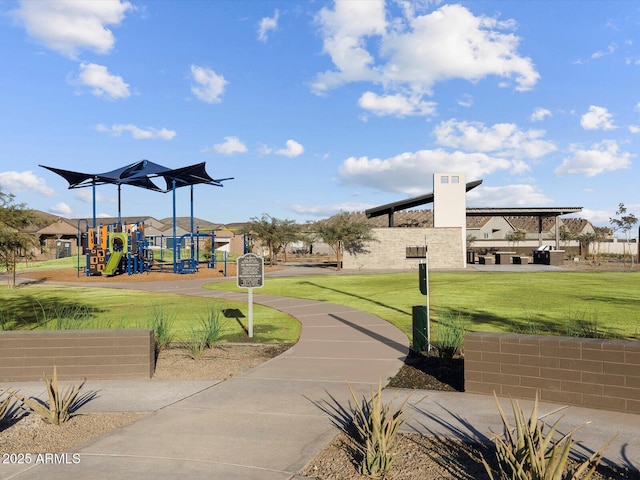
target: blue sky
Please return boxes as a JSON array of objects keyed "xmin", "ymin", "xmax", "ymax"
[{"xmin": 1, "ymin": 1, "xmax": 639, "ymax": 229}]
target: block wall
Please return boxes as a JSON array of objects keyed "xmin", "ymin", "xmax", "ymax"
[
  {"xmin": 342, "ymin": 227, "xmax": 465, "ymax": 270},
  {"xmin": 465, "ymin": 332, "xmax": 640, "ymax": 414},
  {"xmin": 0, "ymin": 329, "xmax": 155, "ymax": 381}
]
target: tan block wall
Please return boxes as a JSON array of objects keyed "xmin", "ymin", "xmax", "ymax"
[
  {"xmin": 0, "ymin": 329, "xmax": 155, "ymax": 381},
  {"xmin": 465, "ymin": 332, "xmax": 640, "ymax": 414},
  {"xmin": 342, "ymin": 227, "xmax": 464, "ymax": 270}
]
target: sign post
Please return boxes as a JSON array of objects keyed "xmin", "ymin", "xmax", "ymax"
[{"xmin": 236, "ymin": 253, "xmax": 264, "ymax": 338}]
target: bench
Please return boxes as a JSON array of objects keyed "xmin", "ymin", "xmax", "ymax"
[
  {"xmin": 513, "ymin": 256, "xmax": 531, "ymax": 265},
  {"xmin": 478, "ymin": 256, "xmax": 495, "ymax": 265}
]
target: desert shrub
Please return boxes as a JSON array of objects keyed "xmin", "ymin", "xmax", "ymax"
[
  {"xmin": 150, "ymin": 305, "xmax": 175, "ymax": 351},
  {"xmin": 565, "ymin": 309, "xmax": 608, "ymax": 339},
  {"xmin": 199, "ymin": 307, "xmax": 224, "ymax": 348},
  {"xmin": 482, "ymin": 393, "xmax": 614, "ymax": 480},
  {"xmin": 347, "ymin": 382, "xmax": 410, "ymax": 478},
  {"xmin": 185, "ymin": 327, "xmax": 208, "ymax": 360},
  {"xmin": 6, "ymin": 366, "xmax": 85, "ymax": 425},
  {"xmin": 432, "ymin": 311, "xmax": 467, "ymax": 361}
]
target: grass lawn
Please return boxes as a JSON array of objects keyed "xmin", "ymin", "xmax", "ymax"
[
  {"xmin": 205, "ymin": 271, "xmax": 640, "ymax": 342},
  {"xmin": 0, "ymin": 285, "xmax": 300, "ymax": 344}
]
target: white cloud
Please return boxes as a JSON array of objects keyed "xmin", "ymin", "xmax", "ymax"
[
  {"xmin": 629, "ymin": 125, "xmax": 640, "ymax": 134},
  {"xmin": 580, "ymin": 105, "xmax": 616, "ymax": 130},
  {"xmin": 358, "ymin": 92, "xmax": 436, "ymax": 117},
  {"xmin": 338, "ymin": 149, "xmax": 511, "ymax": 196},
  {"xmin": 0, "ymin": 170, "xmax": 54, "ymax": 195},
  {"xmin": 208, "ymin": 136, "xmax": 248, "ymax": 155},
  {"xmin": 13, "ymin": 0, "xmax": 133, "ymax": 58},
  {"xmin": 433, "ymin": 119, "xmax": 556, "ymax": 159},
  {"xmin": 531, "ymin": 107, "xmax": 551, "ymax": 122},
  {"xmin": 457, "ymin": 93, "xmax": 473, "ymax": 108},
  {"xmin": 77, "ymin": 63, "xmax": 130, "ymax": 99},
  {"xmin": 190, "ymin": 65, "xmax": 227, "ymax": 104},
  {"xmin": 580, "ymin": 208, "xmax": 617, "ymax": 227},
  {"xmin": 276, "ymin": 139, "xmax": 304, "ymax": 158},
  {"xmin": 257, "ymin": 9, "xmax": 279, "ymax": 42},
  {"xmin": 96, "ymin": 123, "xmax": 176, "ymax": 140},
  {"xmin": 313, "ymin": 2, "xmax": 539, "ymax": 102},
  {"xmin": 467, "ymin": 185, "xmax": 553, "ymax": 207},
  {"xmin": 49, "ymin": 202, "xmax": 72, "ymax": 216},
  {"xmin": 555, "ymin": 140, "xmax": 633, "ymax": 177},
  {"xmin": 591, "ymin": 43, "xmax": 617, "ymax": 59},
  {"xmin": 290, "ymin": 202, "xmax": 374, "ymax": 217}
]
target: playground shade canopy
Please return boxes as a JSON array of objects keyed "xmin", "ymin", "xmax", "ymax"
[{"xmin": 40, "ymin": 160, "xmax": 230, "ymax": 192}]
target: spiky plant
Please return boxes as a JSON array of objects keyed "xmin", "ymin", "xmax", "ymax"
[
  {"xmin": 347, "ymin": 381, "xmax": 410, "ymax": 478},
  {"xmin": 0, "ymin": 392, "xmax": 12, "ymax": 424},
  {"xmin": 6, "ymin": 365, "xmax": 85, "ymax": 425},
  {"xmin": 482, "ymin": 393, "xmax": 615, "ymax": 480},
  {"xmin": 199, "ymin": 307, "xmax": 224, "ymax": 348}
]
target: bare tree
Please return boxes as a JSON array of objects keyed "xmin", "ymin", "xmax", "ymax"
[{"xmin": 610, "ymin": 203, "xmax": 638, "ymax": 268}]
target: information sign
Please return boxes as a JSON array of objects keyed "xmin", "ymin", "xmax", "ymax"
[{"xmin": 237, "ymin": 253, "xmax": 264, "ymax": 288}]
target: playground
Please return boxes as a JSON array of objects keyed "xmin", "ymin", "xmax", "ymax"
[{"xmin": 41, "ymin": 160, "xmax": 234, "ymax": 278}]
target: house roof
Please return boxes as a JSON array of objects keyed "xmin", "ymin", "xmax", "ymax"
[{"xmin": 365, "ymin": 180, "xmax": 483, "ymax": 225}]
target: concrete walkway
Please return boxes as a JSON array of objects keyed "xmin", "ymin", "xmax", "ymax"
[{"xmin": 2, "ymin": 271, "xmax": 639, "ymax": 479}]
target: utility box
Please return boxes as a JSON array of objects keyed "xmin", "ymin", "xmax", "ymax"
[{"xmin": 412, "ymin": 305, "xmax": 429, "ymax": 352}]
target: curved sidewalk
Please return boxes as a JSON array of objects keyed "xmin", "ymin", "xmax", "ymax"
[{"xmin": 3, "ymin": 277, "xmax": 410, "ymax": 480}]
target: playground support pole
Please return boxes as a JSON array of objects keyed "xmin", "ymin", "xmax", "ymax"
[
  {"xmin": 92, "ymin": 181, "xmax": 96, "ymax": 229},
  {"xmin": 172, "ymin": 179, "xmax": 177, "ymax": 273},
  {"xmin": 190, "ymin": 185, "xmax": 195, "ymax": 262},
  {"xmin": 117, "ymin": 184, "xmax": 122, "ymax": 224}
]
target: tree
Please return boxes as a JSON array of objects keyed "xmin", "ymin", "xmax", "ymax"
[
  {"xmin": 314, "ymin": 213, "xmax": 376, "ymax": 271},
  {"xmin": 576, "ymin": 232, "xmax": 596, "ymax": 260},
  {"xmin": 243, "ymin": 214, "xmax": 300, "ymax": 265},
  {"xmin": 609, "ymin": 203, "xmax": 638, "ymax": 268},
  {"xmin": 0, "ymin": 191, "xmax": 38, "ymax": 287}
]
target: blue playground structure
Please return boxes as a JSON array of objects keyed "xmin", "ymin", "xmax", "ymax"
[{"xmin": 41, "ymin": 160, "xmax": 232, "ymax": 277}]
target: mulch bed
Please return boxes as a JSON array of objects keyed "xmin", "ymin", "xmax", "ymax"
[{"xmin": 387, "ymin": 350, "xmax": 464, "ymax": 391}]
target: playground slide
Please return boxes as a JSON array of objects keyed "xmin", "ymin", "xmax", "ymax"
[{"xmin": 103, "ymin": 251, "xmax": 123, "ymax": 276}]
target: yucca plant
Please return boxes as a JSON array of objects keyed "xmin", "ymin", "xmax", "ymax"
[
  {"xmin": 6, "ymin": 365, "xmax": 85, "ymax": 425},
  {"xmin": 347, "ymin": 381, "xmax": 410, "ymax": 478},
  {"xmin": 0, "ymin": 392, "xmax": 12, "ymax": 423},
  {"xmin": 482, "ymin": 393, "xmax": 615, "ymax": 480}
]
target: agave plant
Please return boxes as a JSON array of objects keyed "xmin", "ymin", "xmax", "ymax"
[
  {"xmin": 483, "ymin": 393, "xmax": 615, "ymax": 480},
  {"xmin": 347, "ymin": 381, "xmax": 411, "ymax": 479},
  {"xmin": 7, "ymin": 365, "xmax": 85, "ymax": 425},
  {"xmin": 0, "ymin": 392, "xmax": 12, "ymax": 423}
]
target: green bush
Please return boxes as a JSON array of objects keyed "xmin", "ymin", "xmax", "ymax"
[
  {"xmin": 150, "ymin": 305, "xmax": 175, "ymax": 351},
  {"xmin": 432, "ymin": 310, "xmax": 467, "ymax": 361}
]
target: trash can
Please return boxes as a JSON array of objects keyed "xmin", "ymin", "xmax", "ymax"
[
  {"xmin": 466, "ymin": 249, "xmax": 475, "ymax": 264},
  {"xmin": 412, "ymin": 305, "xmax": 429, "ymax": 352}
]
